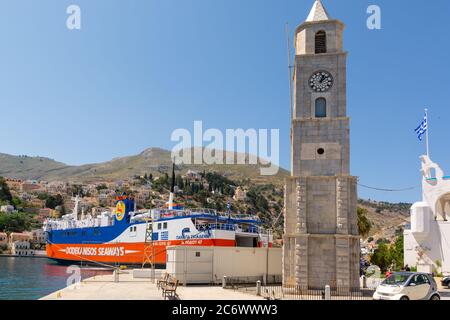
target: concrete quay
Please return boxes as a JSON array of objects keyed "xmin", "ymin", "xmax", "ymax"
[{"xmin": 40, "ymin": 271, "xmax": 263, "ymax": 300}]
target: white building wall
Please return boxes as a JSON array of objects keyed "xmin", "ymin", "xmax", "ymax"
[
  {"xmin": 404, "ymin": 156, "xmax": 450, "ymax": 275},
  {"xmin": 404, "ymin": 222, "xmax": 450, "ymax": 274},
  {"xmin": 166, "ymin": 246, "xmax": 282, "ymax": 284}
]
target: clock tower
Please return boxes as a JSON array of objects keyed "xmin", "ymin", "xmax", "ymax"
[{"xmin": 283, "ymin": 0, "xmax": 360, "ymax": 289}]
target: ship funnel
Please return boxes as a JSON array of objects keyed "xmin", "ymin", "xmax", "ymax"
[{"xmin": 114, "ymin": 195, "xmax": 134, "ymax": 224}]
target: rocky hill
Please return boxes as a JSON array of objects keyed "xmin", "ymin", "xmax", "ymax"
[
  {"xmin": 0, "ymin": 149, "xmax": 412, "ymax": 243},
  {"xmin": 0, "ymin": 148, "xmax": 289, "ymax": 185},
  {"xmin": 358, "ymin": 199, "xmax": 411, "ymax": 242}
]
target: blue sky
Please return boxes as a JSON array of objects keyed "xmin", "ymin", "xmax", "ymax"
[{"xmin": 0, "ymin": 0, "xmax": 449, "ymax": 203}]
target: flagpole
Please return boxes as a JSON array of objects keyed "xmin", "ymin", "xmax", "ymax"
[{"xmin": 425, "ymin": 108, "xmax": 430, "ymax": 158}]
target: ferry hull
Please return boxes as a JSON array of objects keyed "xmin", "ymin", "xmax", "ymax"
[{"xmin": 46, "ymin": 239, "xmax": 236, "ymax": 265}]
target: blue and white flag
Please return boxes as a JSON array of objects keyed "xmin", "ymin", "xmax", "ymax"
[
  {"xmin": 414, "ymin": 114, "xmax": 428, "ymax": 141},
  {"xmin": 227, "ymin": 202, "xmax": 231, "ymax": 210}
]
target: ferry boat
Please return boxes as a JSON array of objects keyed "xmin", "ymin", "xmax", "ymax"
[{"xmin": 44, "ymin": 185, "xmax": 273, "ymax": 266}]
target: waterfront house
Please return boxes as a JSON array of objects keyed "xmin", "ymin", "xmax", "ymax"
[
  {"xmin": 31, "ymin": 229, "xmax": 46, "ymax": 244},
  {"xmin": 9, "ymin": 232, "xmax": 32, "ymax": 242},
  {"xmin": 9, "ymin": 240, "xmax": 34, "ymax": 256},
  {"xmin": 7, "ymin": 233, "xmax": 34, "ymax": 256}
]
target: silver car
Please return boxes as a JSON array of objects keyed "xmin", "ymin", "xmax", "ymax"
[{"xmin": 373, "ymin": 272, "xmax": 440, "ymax": 300}]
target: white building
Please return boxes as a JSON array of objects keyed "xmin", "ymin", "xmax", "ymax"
[
  {"xmin": 31, "ymin": 229, "xmax": 47, "ymax": 244},
  {"xmin": 404, "ymin": 155, "xmax": 450, "ymax": 274},
  {"xmin": 186, "ymin": 170, "xmax": 202, "ymax": 181},
  {"xmin": 10, "ymin": 240, "xmax": 34, "ymax": 256},
  {"xmin": 0, "ymin": 205, "xmax": 15, "ymax": 213},
  {"xmin": 233, "ymin": 186, "xmax": 247, "ymax": 201}
]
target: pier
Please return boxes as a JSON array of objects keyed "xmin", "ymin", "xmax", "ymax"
[{"xmin": 40, "ymin": 271, "xmax": 263, "ymax": 300}]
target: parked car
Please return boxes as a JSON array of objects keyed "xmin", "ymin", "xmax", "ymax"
[
  {"xmin": 373, "ymin": 272, "xmax": 440, "ymax": 300},
  {"xmin": 441, "ymin": 276, "xmax": 450, "ymax": 289}
]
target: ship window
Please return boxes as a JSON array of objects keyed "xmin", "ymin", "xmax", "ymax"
[
  {"xmin": 315, "ymin": 30, "xmax": 327, "ymax": 54},
  {"xmin": 195, "ymin": 252, "xmax": 201, "ymax": 257},
  {"xmin": 158, "ymin": 223, "xmax": 161, "ymax": 230},
  {"xmin": 134, "ymin": 226, "xmax": 137, "ymax": 231},
  {"xmin": 130, "ymin": 227, "xmax": 133, "ymax": 232},
  {"xmin": 163, "ymin": 222, "xmax": 167, "ymax": 229}
]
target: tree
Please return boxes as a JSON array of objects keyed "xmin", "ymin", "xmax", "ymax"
[
  {"xmin": 357, "ymin": 207, "xmax": 372, "ymax": 237},
  {"xmin": 370, "ymin": 235, "xmax": 404, "ymax": 272},
  {"xmin": 0, "ymin": 213, "xmax": 32, "ymax": 233},
  {"xmin": 37, "ymin": 192, "xmax": 50, "ymax": 201},
  {"xmin": 96, "ymin": 184, "xmax": 108, "ymax": 192},
  {"xmin": 370, "ymin": 242, "xmax": 391, "ymax": 272},
  {"xmin": 389, "ymin": 235, "xmax": 404, "ymax": 270},
  {"xmin": 0, "ymin": 177, "xmax": 12, "ymax": 203},
  {"xmin": 11, "ymin": 196, "xmax": 23, "ymax": 209},
  {"xmin": 175, "ymin": 175, "xmax": 184, "ymax": 190},
  {"xmin": 45, "ymin": 194, "xmax": 64, "ymax": 209}
]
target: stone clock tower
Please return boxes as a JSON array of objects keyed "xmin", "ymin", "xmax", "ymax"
[{"xmin": 283, "ymin": 0, "xmax": 360, "ymax": 289}]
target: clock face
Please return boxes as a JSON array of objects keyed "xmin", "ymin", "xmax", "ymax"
[{"xmin": 309, "ymin": 71, "xmax": 333, "ymax": 92}]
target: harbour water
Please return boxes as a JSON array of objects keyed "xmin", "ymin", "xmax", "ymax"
[{"xmin": 0, "ymin": 256, "xmax": 112, "ymax": 300}]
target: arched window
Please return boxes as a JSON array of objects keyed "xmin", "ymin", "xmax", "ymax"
[
  {"xmin": 315, "ymin": 30, "xmax": 327, "ymax": 54},
  {"xmin": 315, "ymin": 98, "xmax": 327, "ymax": 118}
]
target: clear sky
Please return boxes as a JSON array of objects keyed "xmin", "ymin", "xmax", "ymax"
[{"xmin": 0, "ymin": 0, "xmax": 449, "ymax": 203}]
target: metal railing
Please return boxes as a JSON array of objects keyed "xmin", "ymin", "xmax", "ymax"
[
  {"xmin": 224, "ymin": 278, "xmax": 372, "ymax": 300},
  {"xmin": 223, "ymin": 275, "xmax": 282, "ymax": 289},
  {"xmin": 206, "ymin": 223, "xmax": 236, "ymax": 231},
  {"xmin": 260, "ymin": 284, "xmax": 368, "ymax": 300}
]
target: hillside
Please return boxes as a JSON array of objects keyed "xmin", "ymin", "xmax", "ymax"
[
  {"xmin": 0, "ymin": 148, "xmax": 289, "ymax": 185},
  {"xmin": 0, "ymin": 149, "xmax": 412, "ymax": 243},
  {"xmin": 358, "ymin": 199, "xmax": 411, "ymax": 242},
  {"xmin": 0, "ymin": 153, "xmax": 67, "ymax": 179}
]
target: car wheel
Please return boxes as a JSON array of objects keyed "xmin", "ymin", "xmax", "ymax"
[
  {"xmin": 400, "ymin": 296, "xmax": 409, "ymax": 301},
  {"xmin": 430, "ymin": 294, "xmax": 440, "ymax": 301}
]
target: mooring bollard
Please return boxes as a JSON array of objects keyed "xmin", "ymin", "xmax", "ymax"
[
  {"xmin": 324, "ymin": 285, "xmax": 331, "ymax": 300},
  {"xmin": 114, "ymin": 268, "xmax": 119, "ymax": 283},
  {"xmin": 361, "ymin": 275, "xmax": 367, "ymax": 288},
  {"xmin": 256, "ymin": 280, "xmax": 261, "ymax": 296},
  {"xmin": 222, "ymin": 276, "xmax": 227, "ymax": 288}
]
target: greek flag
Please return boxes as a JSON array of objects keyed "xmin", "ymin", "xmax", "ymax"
[{"xmin": 414, "ymin": 114, "xmax": 427, "ymax": 141}]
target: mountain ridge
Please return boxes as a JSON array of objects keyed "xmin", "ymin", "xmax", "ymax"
[{"xmin": 0, "ymin": 147, "xmax": 289, "ymax": 184}]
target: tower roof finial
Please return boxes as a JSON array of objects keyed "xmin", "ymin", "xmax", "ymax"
[{"xmin": 306, "ymin": 0, "xmax": 330, "ymax": 22}]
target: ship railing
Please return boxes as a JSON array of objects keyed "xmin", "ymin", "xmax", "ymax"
[
  {"xmin": 215, "ymin": 212, "xmax": 261, "ymax": 222},
  {"xmin": 186, "ymin": 208, "xmax": 218, "ymax": 216},
  {"xmin": 153, "ymin": 208, "xmax": 187, "ymax": 219},
  {"xmin": 205, "ymin": 223, "xmax": 236, "ymax": 231},
  {"xmin": 232, "ymin": 214, "xmax": 260, "ymax": 221}
]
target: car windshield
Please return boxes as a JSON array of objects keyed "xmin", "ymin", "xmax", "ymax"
[{"xmin": 382, "ymin": 274, "xmax": 410, "ymax": 285}]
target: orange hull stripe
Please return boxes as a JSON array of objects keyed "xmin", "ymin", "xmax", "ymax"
[{"xmin": 46, "ymin": 239, "xmax": 236, "ymax": 264}]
